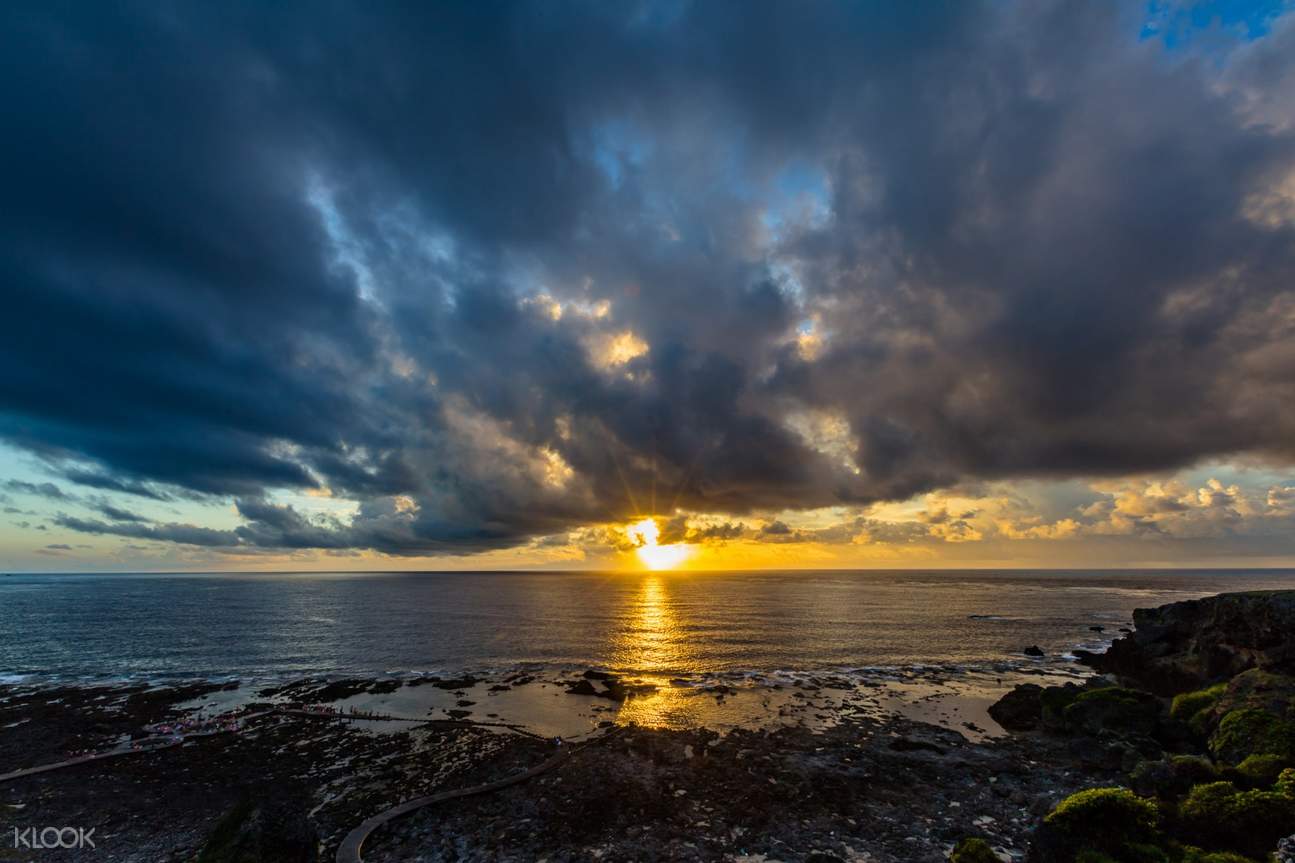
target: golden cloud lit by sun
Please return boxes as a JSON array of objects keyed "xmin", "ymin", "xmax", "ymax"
[{"xmin": 625, "ymin": 517, "xmax": 694, "ymax": 570}]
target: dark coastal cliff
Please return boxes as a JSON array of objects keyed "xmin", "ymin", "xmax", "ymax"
[
  {"xmin": 1079, "ymin": 591, "xmax": 1295, "ymax": 695},
  {"xmin": 981, "ymin": 590, "xmax": 1295, "ymax": 863}
]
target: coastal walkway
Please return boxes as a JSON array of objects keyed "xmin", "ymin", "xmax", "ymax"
[
  {"xmin": 333, "ymin": 726, "xmax": 621, "ymax": 863},
  {"xmin": 0, "ymin": 709, "xmax": 276, "ymax": 784}
]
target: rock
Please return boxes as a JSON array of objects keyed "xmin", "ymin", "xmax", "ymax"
[
  {"xmin": 565, "ymin": 679, "xmax": 600, "ymax": 696},
  {"xmin": 1088, "ymin": 626, "xmax": 1105, "ymax": 633},
  {"xmin": 1023, "ymin": 646, "xmax": 1045, "ymax": 658},
  {"xmin": 1213, "ymin": 668, "xmax": 1295, "ymax": 718},
  {"xmin": 1080, "ymin": 591, "xmax": 1295, "ymax": 695},
  {"xmin": 1060, "ymin": 687, "xmax": 1161, "ymax": 738},
  {"xmin": 890, "ymin": 737, "xmax": 946, "ymax": 755},
  {"xmin": 197, "ymin": 798, "xmax": 317, "ymax": 863},
  {"xmin": 426, "ymin": 674, "xmax": 482, "ymax": 690},
  {"xmin": 1278, "ymin": 833, "xmax": 1295, "ymax": 863},
  {"xmin": 1067, "ymin": 736, "xmax": 1124, "ymax": 770},
  {"xmin": 988, "ymin": 684, "xmax": 1043, "ymax": 731}
]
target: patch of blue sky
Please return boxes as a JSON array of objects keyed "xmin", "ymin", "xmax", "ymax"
[
  {"xmin": 1177, "ymin": 459, "xmax": 1295, "ymax": 494},
  {"xmin": 760, "ymin": 158, "xmax": 831, "ymax": 240},
  {"xmin": 1140, "ymin": 0, "xmax": 1294, "ymax": 49},
  {"xmin": 265, "ymin": 487, "xmax": 361, "ymax": 522},
  {"xmin": 590, "ymin": 119, "xmax": 652, "ymax": 191}
]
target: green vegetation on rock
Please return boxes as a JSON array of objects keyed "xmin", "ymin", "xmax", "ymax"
[
  {"xmin": 1208, "ymin": 707, "xmax": 1295, "ymax": 764},
  {"xmin": 1130, "ymin": 756, "xmax": 1217, "ymax": 799},
  {"xmin": 1169, "ymin": 684, "xmax": 1226, "ymax": 734},
  {"xmin": 1063, "ymin": 688, "xmax": 1162, "ymax": 737},
  {"xmin": 1039, "ymin": 787, "xmax": 1161, "ymax": 861},
  {"xmin": 1212, "ymin": 670, "xmax": 1295, "ymax": 718},
  {"xmin": 1231, "ymin": 752, "xmax": 1289, "ymax": 786},
  {"xmin": 1177, "ymin": 780, "xmax": 1295, "ymax": 860},
  {"xmin": 1179, "ymin": 849, "xmax": 1258, "ymax": 863},
  {"xmin": 949, "ymin": 836, "xmax": 999, "ymax": 863},
  {"xmin": 1041, "ymin": 684, "xmax": 1084, "ymax": 731}
]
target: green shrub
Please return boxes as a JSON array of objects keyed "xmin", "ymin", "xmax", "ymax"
[
  {"xmin": 1208, "ymin": 707, "xmax": 1295, "ymax": 764},
  {"xmin": 949, "ymin": 836, "xmax": 998, "ymax": 863},
  {"xmin": 1073, "ymin": 842, "xmax": 1168, "ymax": 863},
  {"xmin": 1131, "ymin": 756, "xmax": 1218, "ymax": 800},
  {"xmin": 1231, "ymin": 752, "xmax": 1288, "ymax": 786},
  {"xmin": 1179, "ymin": 848, "xmax": 1258, "ymax": 863},
  {"xmin": 1121, "ymin": 843, "xmax": 1170, "ymax": 863},
  {"xmin": 1277, "ymin": 767, "xmax": 1295, "ymax": 797},
  {"xmin": 1041, "ymin": 788, "xmax": 1160, "ymax": 860},
  {"xmin": 1178, "ymin": 780, "xmax": 1295, "ymax": 859},
  {"xmin": 1170, "ymin": 684, "xmax": 1226, "ymax": 723}
]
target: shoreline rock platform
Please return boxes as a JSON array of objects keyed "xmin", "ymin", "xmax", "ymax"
[{"xmin": 0, "ymin": 591, "xmax": 1292, "ymax": 861}]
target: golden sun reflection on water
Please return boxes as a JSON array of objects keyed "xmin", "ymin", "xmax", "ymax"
[{"xmin": 609, "ymin": 575, "xmax": 706, "ymax": 728}]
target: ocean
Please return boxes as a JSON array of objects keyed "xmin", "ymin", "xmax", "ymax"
[{"xmin": 4, "ymin": 569, "xmax": 1295, "ymax": 687}]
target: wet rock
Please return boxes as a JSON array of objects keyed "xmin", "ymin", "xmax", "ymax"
[
  {"xmin": 427, "ymin": 674, "xmax": 482, "ymax": 690},
  {"xmin": 565, "ymin": 679, "xmax": 600, "ymax": 696},
  {"xmin": 1023, "ymin": 646, "xmax": 1045, "ymax": 658},
  {"xmin": 989, "ymin": 684, "xmax": 1043, "ymax": 731}
]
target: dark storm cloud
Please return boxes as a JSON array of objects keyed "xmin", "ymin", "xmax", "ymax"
[{"xmin": 5, "ymin": 2, "xmax": 1295, "ymax": 554}]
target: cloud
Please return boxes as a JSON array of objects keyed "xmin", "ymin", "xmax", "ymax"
[
  {"xmin": 56, "ymin": 469, "xmax": 172, "ymax": 501},
  {"xmin": 4, "ymin": 3, "xmax": 1295, "ymax": 555},
  {"xmin": 3, "ymin": 480, "xmax": 70, "ymax": 500},
  {"xmin": 53, "ymin": 515, "xmax": 238, "ymax": 548},
  {"xmin": 87, "ymin": 498, "xmax": 149, "ymax": 523}
]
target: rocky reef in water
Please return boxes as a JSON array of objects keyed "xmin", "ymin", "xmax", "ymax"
[{"xmin": 983, "ymin": 590, "xmax": 1295, "ymax": 863}]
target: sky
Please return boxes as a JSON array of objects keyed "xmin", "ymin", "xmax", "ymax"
[{"xmin": 4, "ymin": 1, "xmax": 1295, "ymax": 572}]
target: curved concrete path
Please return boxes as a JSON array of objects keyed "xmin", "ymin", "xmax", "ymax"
[
  {"xmin": 333, "ymin": 746, "xmax": 571, "ymax": 863},
  {"xmin": 334, "ymin": 727, "xmax": 621, "ymax": 863}
]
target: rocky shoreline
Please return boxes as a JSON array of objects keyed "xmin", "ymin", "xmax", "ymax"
[{"xmin": 0, "ymin": 591, "xmax": 1292, "ymax": 862}]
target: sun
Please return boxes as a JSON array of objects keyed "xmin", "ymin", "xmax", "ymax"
[{"xmin": 626, "ymin": 517, "xmax": 695, "ymax": 570}]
